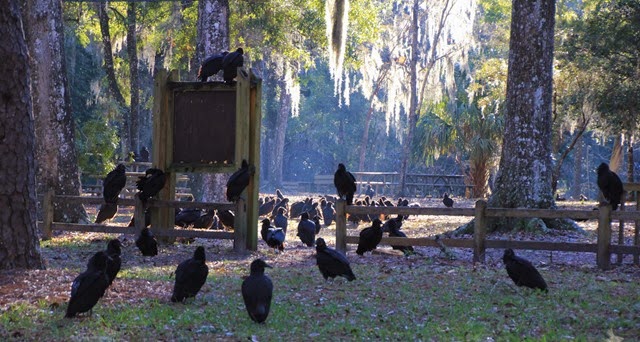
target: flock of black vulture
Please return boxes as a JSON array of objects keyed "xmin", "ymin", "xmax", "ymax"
[{"xmin": 69, "ymin": 159, "xmax": 624, "ymax": 323}]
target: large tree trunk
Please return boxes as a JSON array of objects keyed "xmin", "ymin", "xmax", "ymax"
[
  {"xmin": 191, "ymin": 0, "xmax": 230, "ymax": 202},
  {"xmin": 25, "ymin": 0, "xmax": 88, "ymax": 223},
  {"xmin": 398, "ymin": 0, "xmax": 420, "ymax": 197},
  {"xmin": 271, "ymin": 77, "xmax": 291, "ymax": 189},
  {"xmin": 97, "ymin": 2, "xmax": 129, "ymax": 156},
  {"xmin": 0, "ymin": 0, "xmax": 44, "ymax": 269},
  {"xmin": 486, "ymin": 0, "xmax": 557, "ymax": 230},
  {"xmin": 127, "ymin": 3, "xmax": 140, "ymax": 154}
]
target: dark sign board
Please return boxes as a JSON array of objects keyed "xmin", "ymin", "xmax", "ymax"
[{"xmin": 172, "ymin": 89, "xmax": 236, "ymax": 166}]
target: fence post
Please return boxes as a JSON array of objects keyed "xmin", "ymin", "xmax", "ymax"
[
  {"xmin": 42, "ymin": 189, "xmax": 54, "ymax": 240},
  {"xmin": 617, "ymin": 193, "xmax": 626, "ymax": 264},
  {"xmin": 134, "ymin": 194, "xmax": 145, "ymax": 232},
  {"xmin": 335, "ymin": 199, "xmax": 347, "ymax": 254},
  {"xmin": 597, "ymin": 205, "xmax": 612, "ymax": 270},
  {"xmin": 473, "ymin": 200, "xmax": 487, "ymax": 263},
  {"xmin": 234, "ymin": 198, "xmax": 247, "ymax": 253}
]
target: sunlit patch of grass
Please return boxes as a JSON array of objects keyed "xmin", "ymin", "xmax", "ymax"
[{"xmin": 117, "ymin": 266, "xmax": 175, "ymax": 281}]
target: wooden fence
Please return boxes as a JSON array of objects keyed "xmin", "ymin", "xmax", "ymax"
[
  {"xmin": 335, "ymin": 193, "xmax": 640, "ymax": 270},
  {"xmin": 38, "ymin": 190, "xmax": 250, "ymax": 252}
]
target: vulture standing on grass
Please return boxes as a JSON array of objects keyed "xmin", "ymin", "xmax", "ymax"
[
  {"xmin": 297, "ymin": 212, "xmax": 316, "ymax": 247},
  {"xmin": 261, "ymin": 219, "xmax": 285, "ymax": 252},
  {"xmin": 65, "ymin": 251, "xmax": 110, "ymax": 318},
  {"xmin": 104, "ymin": 239, "xmax": 122, "ymax": 286},
  {"xmin": 333, "ymin": 163, "xmax": 357, "ymax": 205},
  {"xmin": 226, "ymin": 160, "xmax": 251, "ymax": 202},
  {"xmin": 222, "ymin": 48, "xmax": 244, "ymax": 84},
  {"xmin": 241, "ymin": 258, "xmax": 273, "ymax": 323},
  {"xmin": 171, "ymin": 246, "xmax": 209, "ymax": 303},
  {"xmin": 503, "ymin": 248, "xmax": 548, "ymax": 292},
  {"xmin": 273, "ymin": 207, "xmax": 288, "ymax": 234},
  {"xmin": 95, "ymin": 164, "xmax": 127, "ymax": 223},
  {"xmin": 387, "ymin": 218, "xmax": 414, "ymax": 255},
  {"xmin": 175, "ymin": 208, "xmax": 202, "ymax": 227},
  {"xmin": 442, "ymin": 193, "xmax": 454, "ymax": 208},
  {"xmin": 596, "ymin": 162, "xmax": 624, "ymax": 211},
  {"xmin": 192, "ymin": 209, "xmax": 217, "ymax": 229},
  {"xmin": 135, "ymin": 227, "xmax": 158, "ymax": 256},
  {"xmin": 315, "ymin": 238, "xmax": 356, "ymax": 281},
  {"xmin": 136, "ymin": 168, "xmax": 166, "ymax": 202},
  {"xmin": 356, "ymin": 218, "xmax": 383, "ymax": 256},
  {"xmin": 197, "ymin": 51, "xmax": 228, "ymax": 81},
  {"xmin": 217, "ymin": 209, "xmax": 235, "ymax": 230}
]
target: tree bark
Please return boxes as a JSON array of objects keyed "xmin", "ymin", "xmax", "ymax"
[
  {"xmin": 398, "ymin": 0, "xmax": 420, "ymax": 197},
  {"xmin": 271, "ymin": 78, "xmax": 291, "ymax": 188},
  {"xmin": 24, "ymin": 0, "xmax": 88, "ymax": 223},
  {"xmin": 609, "ymin": 134, "xmax": 624, "ymax": 173},
  {"xmin": 0, "ymin": 0, "xmax": 44, "ymax": 269},
  {"xmin": 97, "ymin": 2, "xmax": 129, "ymax": 156},
  {"xmin": 487, "ymin": 0, "xmax": 556, "ymax": 229},
  {"xmin": 127, "ymin": 2, "xmax": 140, "ymax": 154},
  {"xmin": 191, "ymin": 0, "xmax": 230, "ymax": 202}
]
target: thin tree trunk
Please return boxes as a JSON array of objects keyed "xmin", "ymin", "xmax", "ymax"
[
  {"xmin": 97, "ymin": 2, "xmax": 129, "ymax": 156},
  {"xmin": 0, "ymin": 0, "xmax": 44, "ymax": 269},
  {"xmin": 571, "ymin": 136, "xmax": 584, "ymax": 199},
  {"xmin": 399, "ymin": 0, "xmax": 420, "ymax": 197},
  {"xmin": 25, "ymin": 0, "xmax": 88, "ymax": 223},
  {"xmin": 487, "ymin": 0, "xmax": 556, "ymax": 230},
  {"xmin": 127, "ymin": 2, "xmax": 140, "ymax": 154},
  {"xmin": 610, "ymin": 134, "xmax": 624, "ymax": 173},
  {"xmin": 358, "ymin": 65, "xmax": 390, "ymax": 172},
  {"xmin": 192, "ymin": 0, "xmax": 230, "ymax": 202},
  {"xmin": 627, "ymin": 135, "xmax": 634, "ymax": 183}
]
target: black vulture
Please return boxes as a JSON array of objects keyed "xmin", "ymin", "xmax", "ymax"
[
  {"xmin": 271, "ymin": 197, "xmax": 289, "ymax": 218},
  {"xmin": 273, "ymin": 207, "xmax": 288, "ymax": 234},
  {"xmin": 443, "ymin": 193, "xmax": 454, "ymax": 208},
  {"xmin": 322, "ymin": 201, "xmax": 336, "ymax": 227},
  {"xmin": 596, "ymin": 162, "xmax": 624, "ymax": 211},
  {"xmin": 365, "ymin": 184, "xmax": 375, "ymax": 198},
  {"xmin": 175, "ymin": 208, "xmax": 202, "ymax": 228},
  {"xmin": 381, "ymin": 215, "xmax": 403, "ymax": 233},
  {"xmin": 387, "ymin": 219, "xmax": 414, "ymax": 255},
  {"xmin": 356, "ymin": 218, "xmax": 383, "ymax": 256},
  {"xmin": 104, "ymin": 239, "xmax": 122, "ymax": 286},
  {"xmin": 102, "ymin": 164, "xmax": 127, "ymax": 203},
  {"xmin": 297, "ymin": 212, "xmax": 316, "ymax": 247},
  {"xmin": 217, "ymin": 209, "xmax": 235, "ymax": 230},
  {"xmin": 503, "ymin": 249, "xmax": 548, "ymax": 292},
  {"xmin": 241, "ymin": 258, "xmax": 273, "ymax": 323},
  {"xmin": 136, "ymin": 168, "xmax": 166, "ymax": 202},
  {"xmin": 137, "ymin": 146, "xmax": 150, "ymax": 162},
  {"xmin": 315, "ymin": 238, "xmax": 356, "ymax": 281},
  {"xmin": 276, "ymin": 189, "xmax": 285, "ymax": 200},
  {"xmin": 135, "ymin": 227, "xmax": 158, "ymax": 256},
  {"xmin": 95, "ymin": 202, "xmax": 118, "ymax": 224},
  {"xmin": 313, "ymin": 215, "xmax": 322, "ymax": 235},
  {"xmin": 261, "ymin": 219, "xmax": 285, "ymax": 252},
  {"xmin": 222, "ymin": 48, "xmax": 244, "ymax": 84},
  {"xmin": 259, "ymin": 197, "xmax": 276, "ymax": 217},
  {"xmin": 128, "ymin": 208, "xmax": 151, "ymax": 228},
  {"xmin": 193, "ymin": 209, "xmax": 217, "ymax": 229},
  {"xmin": 333, "ymin": 163, "xmax": 357, "ymax": 205},
  {"xmin": 171, "ymin": 246, "xmax": 209, "ymax": 303},
  {"xmin": 197, "ymin": 51, "xmax": 228, "ymax": 82},
  {"xmin": 226, "ymin": 160, "xmax": 250, "ymax": 202},
  {"xmin": 65, "ymin": 251, "xmax": 110, "ymax": 318}
]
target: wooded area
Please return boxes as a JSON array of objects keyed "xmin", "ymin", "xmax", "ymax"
[{"xmin": 1, "ymin": 0, "xmax": 639, "ymax": 269}]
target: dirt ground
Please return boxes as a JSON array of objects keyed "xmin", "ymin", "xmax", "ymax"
[{"xmin": 1, "ymin": 193, "xmax": 639, "ymax": 310}]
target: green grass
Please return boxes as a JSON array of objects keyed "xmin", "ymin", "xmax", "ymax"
[{"xmin": 3, "ymin": 231, "xmax": 640, "ymax": 341}]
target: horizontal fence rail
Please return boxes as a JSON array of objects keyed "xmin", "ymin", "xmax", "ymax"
[
  {"xmin": 335, "ymin": 198, "xmax": 640, "ymax": 270},
  {"xmin": 39, "ymin": 190, "xmax": 239, "ymax": 242}
]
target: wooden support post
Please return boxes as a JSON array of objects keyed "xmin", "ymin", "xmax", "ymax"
[
  {"xmin": 597, "ymin": 205, "xmax": 612, "ymax": 270},
  {"xmin": 41, "ymin": 189, "xmax": 54, "ymax": 240},
  {"xmin": 234, "ymin": 198, "xmax": 247, "ymax": 253},
  {"xmin": 473, "ymin": 200, "xmax": 487, "ymax": 263},
  {"xmin": 335, "ymin": 199, "xmax": 347, "ymax": 254},
  {"xmin": 152, "ymin": 69, "xmax": 177, "ymax": 243},
  {"xmin": 245, "ymin": 70, "xmax": 262, "ymax": 251},
  {"xmin": 134, "ymin": 194, "xmax": 145, "ymax": 233}
]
